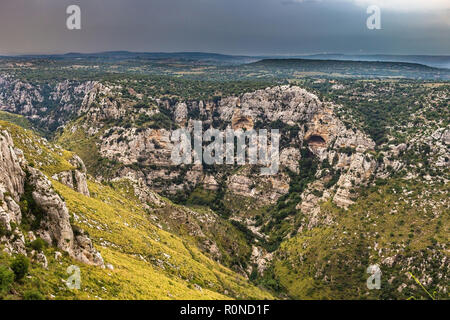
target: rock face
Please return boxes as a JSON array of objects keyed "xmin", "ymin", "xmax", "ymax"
[
  {"xmin": 58, "ymin": 83, "xmax": 396, "ymax": 253},
  {"xmin": 52, "ymin": 155, "xmax": 90, "ymax": 196},
  {"xmin": 0, "ymin": 129, "xmax": 102, "ymax": 266},
  {"xmin": 251, "ymin": 245, "xmax": 273, "ymax": 274},
  {"xmin": 0, "ymin": 75, "xmax": 96, "ymax": 130},
  {"xmin": 69, "ymin": 84, "xmax": 379, "ymax": 219},
  {"xmin": 29, "ymin": 168, "xmax": 102, "ymax": 265},
  {"xmin": 217, "ymin": 86, "xmax": 321, "ymax": 125},
  {"xmin": 332, "ymin": 152, "xmax": 377, "ymax": 208},
  {"xmin": 0, "ymin": 131, "xmax": 27, "ymax": 235},
  {"xmin": 174, "ymin": 102, "xmax": 188, "ymax": 125},
  {"xmin": 215, "ymin": 86, "xmax": 376, "ymax": 209}
]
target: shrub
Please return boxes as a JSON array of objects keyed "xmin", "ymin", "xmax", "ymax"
[
  {"xmin": 249, "ymin": 267, "xmax": 258, "ymax": 282},
  {"xmin": 30, "ymin": 238, "xmax": 47, "ymax": 252},
  {"xmin": 0, "ymin": 223, "xmax": 12, "ymax": 238},
  {"xmin": 0, "ymin": 265, "xmax": 14, "ymax": 296},
  {"xmin": 10, "ymin": 255, "xmax": 29, "ymax": 281},
  {"xmin": 23, "ymin": 289, "xmax": 44, "ymax": 300}
]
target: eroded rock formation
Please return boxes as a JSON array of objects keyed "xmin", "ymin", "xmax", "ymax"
[{"xmin": 0, "ymin": 130, "xmax": 103, "ymax": 266}]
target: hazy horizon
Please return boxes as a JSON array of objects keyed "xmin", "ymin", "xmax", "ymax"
[
  {"xmin": 1, "ymin": 50, "xmax": 450, "ymax": 59},
  {"xmin": 0, "ymin": 0, "xmax": 448, "ymax": 56}
]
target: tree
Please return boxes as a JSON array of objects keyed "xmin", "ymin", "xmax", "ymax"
[
  {"xmin": 24, "ymin": 290, "xmax": 44, "ymax": 300},
  {"xmin": 10, "ymin": 255, "xmax": 29, "ymax": 281},
  {"xmin": 0, "ymin": 265, "xmax": 14, "ymax": 296}
]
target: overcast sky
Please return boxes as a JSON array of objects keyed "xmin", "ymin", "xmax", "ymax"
[{"xmin": 0, "ymin": 0, "xmax": 449, "ymax": 55}]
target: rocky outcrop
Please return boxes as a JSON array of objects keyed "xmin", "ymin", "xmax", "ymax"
[
  {"xmin": 0, "ymin": 75, "xmax": 96, "ymax": 129},
  {"xmin": 99, "ymin": 127, "xmax": 172, "ymax": 166},
  {"xmin": 217, "ymin": 86, "xmax": 322, "ymax": 125},
  {"xmin": 280, "ymin": 147, "xmax": 301, "ymax": 173},
  {"xmin": 215, "ymin": 86, "xmax": 376, "ymax": 209},
  {"xmin": 59, "ymin": 83, "xmax": 384, "ymax": 249},
  {"xmin": 332, "ymin": 153, "xmax": 377, "ymax": 208},
  {"xmin": 374, "ymin": 125, "xmax": 449, "ymax": 181},
  {"xmin": 111, "ymin": 172, "xmax": 166, "ymax": 209},
  {"xmin": 250, "ymin": 245, "xmax": 273, "ymax": 274},
  {"xmin": 0, "ymin": 130, "xmax": 26, "ymax": 232},
  {"xmin": 52, "ymin": 155, "xmax": 90, "ymax": 196},
  {"xmin": 29, "ymin": 168, "xmax": 103, "ymax": 265},
  {"xmin": 74, "ymin": 84, "xmax": 378, "ymax": 214},
  {"xmin": 202, "ymin": 175, "xmax": 219, "ymax": 191},
  {"xmin": 174, "ymin": 102, "xmax": 188, "ymax": 125},
  {"xmin": 427, "ymin": 127, "xmax": 450, "ymax": 169},
  {"xmin": 0, "ymin": 129, "xmax": 103, "ymax": 266},
  {"xmin": 231, "ymin": 110, "xmax": 254, "ymax": 130},
  {"xmin": 79, "ymin": 82, "xmax": 128, "ymax": 123}
]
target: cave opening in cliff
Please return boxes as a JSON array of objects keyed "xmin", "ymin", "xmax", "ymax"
[
  {"xmin": 306, "ymin": 135, "xmax": 326, "ymax": 146},
  {"xmin": 232, "ymin": 116, "xmax": 254, "ymax": 131}
]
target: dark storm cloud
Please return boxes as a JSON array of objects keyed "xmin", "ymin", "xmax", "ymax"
[{"xmin": 0, "ymin": 0, "xmax": 448, "ymax": 55}]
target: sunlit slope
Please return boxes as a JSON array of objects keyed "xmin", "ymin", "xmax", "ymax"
[
  {"xmin": 274, "ymin": 179, "xmax": 449, "ymax": 300},
  {"xmin": 52, "ymin": 180, "xmax": 271, "ymax": 299},
  {"xmin": 0, "ymin": 119, "xmax": 272, "ymax": 300}
]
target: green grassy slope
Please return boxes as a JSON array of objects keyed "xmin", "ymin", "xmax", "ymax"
[
  {"xmin": 274, "ymin": 179, "xmax": 449, "ymax": 300},
  {"xmin": 0, "ymin": 111, "xmax": 33, "ymax": 130},
  {"xmin": 0, "ymin": 120, "xmax": 273, "ymax": 300}
]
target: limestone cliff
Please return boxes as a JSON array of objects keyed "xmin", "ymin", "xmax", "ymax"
[{"xmin": 0, "ymin": 129, "xmax": 103, "ymax": 266}]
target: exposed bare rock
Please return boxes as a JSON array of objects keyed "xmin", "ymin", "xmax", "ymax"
[
  {"xmin": 226, "ymin": 168, "xmax": 290, "ymax": 209},
  {"xmin": 29, "ymin": 168, "xmax": 75, "ymax": 249},
  {"xmin": 2, "ymin": 230, "xmax": 26, "ymax": 256},
  {"xmin": 213, "ymin": 86, "xmax": 376, "ymax": 209},
  {"xmin": 0, "ymin": 130, "xmax": 25, "ymax": 230},
  {"xmin": 0, "ymin": 129, "xmax": 102, "ymax": 266},
  {"xmin": 174, "ymin": 102, "xmax": 188, "ymax": 125},
  {"xmin": 77, "ymin": 85, "xmax": 379, "ymax": 214},
  {"xmin": 231, "ymin": 110, "xmax": 254, "ymax": 130},
  {"xmin": 443, "ymin": 129, "xmax": 450, "ymax": 145},
  {"xmin": 33, "ymin": 251, "xmax": 48, "ymax": 269},
  {"xmin": 52, "ymin": 155, "xmax": 90, "ymax": 196},
  {"xmin": 52, "ymin": 171, "xmax": 74, "ymax": 188},
  {"xmin": 111, "ymin": 173, "xmax": 166, "ymax": 208},
  {"xmin": 0, "ymin": 75, "xmax": 96, "ymax": 128},
  {"xmin": 218, "ymin": 85, "xmax": 322, "ymax": 125},
  {"xmin": 65, "ymin": 84, "xmax": 382, "ymax": 242},
  {"xmin": 73, "ymin": 233, "xmax": 104, "ymax": 266},
  {"xmin": 54, "ymin": 251, "xmax": 62, "ymax": 261},
  {"xmin": 391, "ymin": 143, "xmax": 407, "ymax": 157},
  {"xmin": 79, "ymin": 82, "xmax": 125, "ymax": 122},
  {"xmin": 432, "ymin": 127, "xmax": 450, "ymax": 145},
  {"xmin": 202, "ymin": 175, "xmax": 219, "ymax": 191},
  {"xmin": 99, "ymin": 127, "xmax": 172, "ymax": 166},
  {"xmin": 280, "ymin": 147, "xmax": 301, "ymax": 173},
  {"xmin": 227, "ymin": 174, "xmax": 253, "ymax": 196},
  {"xmin": 0, "ymin": 131, "xmax": 25, "ymax": 200},
  {"xmin": 28, "ymin": 167, "xmax": 103, "ymax": 266},
  {"xmin": 73, "ymin": 170, "xmax": 90, "ymax": 196},
  {"xmin": 0, "ymin": 132, "xmax": 27, "ymax": 256},
  {"xmin": 251, "ymin": 245, "xmax": 273, "ymax": 274},
  {"xmin": 333, "ymin": 153, "xmax": 377, "ymax": 208}
]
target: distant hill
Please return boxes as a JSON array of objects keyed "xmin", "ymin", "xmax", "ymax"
[
  {"xmin": 2, "ymin": 51, "xmax": 450, "ymax": 81},
  {"xmin": 6, "ymin": 51, "xmax": 258, "ymax": 66},
  {"xmin": 247, "ymin": 58, "xmax": 450, "ymax": 80},
  {"xmin": 290, "ymin": 54, "xmax": 450, "ymax": 69},
  {"xmin": 3, "ymin": 51, "xmax": 449, "ymax": 69},
  {"xmin": 3, "ymin": 51, "xmax": 450, "ymax": 67}
]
